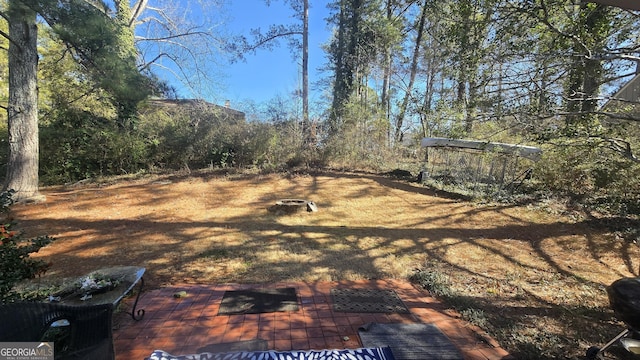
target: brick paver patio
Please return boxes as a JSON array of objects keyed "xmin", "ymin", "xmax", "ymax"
[{"xmin": 113, "ymin": 279, "xmax": 512, "ymax": 360}]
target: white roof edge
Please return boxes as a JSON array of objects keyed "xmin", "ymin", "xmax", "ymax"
[{"xmin": 421, "ymin": 138, "xmax": 542, "ymax": 161}]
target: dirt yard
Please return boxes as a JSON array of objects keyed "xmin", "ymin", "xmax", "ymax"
[{"xmin": 12, "ymin": 169, "xmax": 640, "ymax": 359}]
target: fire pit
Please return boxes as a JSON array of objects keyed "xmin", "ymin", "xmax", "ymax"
[{"xmin": 268, "ymin": 199, "xmax": 317, "ymax": 214}]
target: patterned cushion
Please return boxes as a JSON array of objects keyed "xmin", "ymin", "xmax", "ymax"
[{"xmin": 146, "ymin": 347, "xmax": 396, "ymax": 360}]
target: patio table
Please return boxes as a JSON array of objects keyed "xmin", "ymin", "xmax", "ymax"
[{"xmin": 51, "ymin": 266, "xmax": 146, "ymax": 321}]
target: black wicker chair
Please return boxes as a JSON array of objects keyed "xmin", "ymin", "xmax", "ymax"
[
  {"xmin": 587, "ymin": 277, "xmax": 640, "ymax": 359},
  {"xmin": 0, "ymin": 302, "xmax": 115, "ymax": 360}
]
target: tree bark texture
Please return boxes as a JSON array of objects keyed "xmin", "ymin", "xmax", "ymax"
[
  {"xmin": 394, "ymin": 0, "xmax": 427, "ymax": 145},
  {"xmin": 380, "ymin": 0, "xmax": 392, "ymax": 124},
  {"xmin": 302, "ymin": 0, "xmax": 313, "ymax": 144},
  {"xmin": 4, "ymin": 2, "xmax": 42, "ymax": 202},
  {"xmin": 329, "ymin": 1, "xmax": 349, "ymax": 133},
  {"xmin": 565, "ymin": 3, "xmax": 609, "ymax": 126}
]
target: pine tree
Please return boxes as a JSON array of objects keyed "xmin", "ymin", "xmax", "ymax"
[{"xmin": 1, "ymin": 0, "xmax": 149, "ymax": 201}]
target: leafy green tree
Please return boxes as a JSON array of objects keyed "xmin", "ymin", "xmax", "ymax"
[
  {"xmin": 0, "ymin": 0, "xmax": 149, "ymax": 201},
  {"xmin": 378, "ymin": 0, "xmax": 405, "ymax": 124},
  {"xmin": 503, "ymin": 1, "xmax": 640, "ymax": 156},
  {"xmin": 325, "ymin": 87, "xmax": 390, "ymax": 168},
  {"xmin": 414, "ymin": 1, "xmax": 453, "ymax": 139},
  {"xmin": 456, "ymin": 1, "xmax": 640, "ymax": 210},
  {"xmin": 446, "ymin": 0, "xmax": 496, "ymax": 134},
  {"xmin": 326, "ymin": 0, "xmax": 392, "ymax": 135}
]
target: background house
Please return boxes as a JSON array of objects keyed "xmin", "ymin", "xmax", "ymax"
[{"xmin": 145, "ymin": 99, "xmax": 246, "ymax": 125}]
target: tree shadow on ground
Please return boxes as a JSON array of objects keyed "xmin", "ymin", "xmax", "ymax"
[{"xmin": 12, "ymin": 170, "xmax": 640, "ymax": 360}]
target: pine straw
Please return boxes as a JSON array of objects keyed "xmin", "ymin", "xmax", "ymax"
[{"xmin": 13, "ymin": 169, "xmax": 640, "ymax": 359}]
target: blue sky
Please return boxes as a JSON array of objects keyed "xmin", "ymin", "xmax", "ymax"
[{"xmin": 220, "ymin": 1, "xmax": 332, "ymax": 107}]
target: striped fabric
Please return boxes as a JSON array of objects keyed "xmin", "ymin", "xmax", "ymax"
[{"xmin": 147, "ymin": 347, "xmax": 396, "ymax": 360}]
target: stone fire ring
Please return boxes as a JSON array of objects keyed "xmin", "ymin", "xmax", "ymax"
[
  {"xmin": 270, "ymin": 199, "xmax": 318, "ymax": 213},
  {"xmin": 276, "ymin": 199, "xmax": 308, "ymax": 206}
]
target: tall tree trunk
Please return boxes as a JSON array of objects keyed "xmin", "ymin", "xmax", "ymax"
[
  {"xmin": 394, "ymin": 0, "xmax": 427, "ymax": 145},
  {"xmin": 329, "ymin": 1, "xmax": 348, "ymax": 133},
  {"xmin": 466, "ymin": 78, "xmax": 478, "ymax": 133},
  {"xmin": 114, "ymin": 0, "xmax": 145, "ymax": 129},
  {"xmin": 420, "ymin": 61, "xmax": 437, "ymax": 138},
  {"xmin": 580, "ymin": 3, "xmax": 607, "ymax": 115},
  {"xmin": 381, "ymin": 0, "xmax": 392, "ymax": 123},
  {"xmin": 349, "ymin": 0, "xmax": 362, "ymax": 93},
  {"xmin": 302, "ymin": 0, "xmax": 313, "ymax": 144},
  {"xmin": 564, "ymin": 3, "xmax": 609, "ymax": 127},
  {"xmin": 454, "ymin": 0, "xmax": 484, "ymax": 135},
  {"xmin": 4, "ymin": 1, "xmax": 43, "ymax": 202}
]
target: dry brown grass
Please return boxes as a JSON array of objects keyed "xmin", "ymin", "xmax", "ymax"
[{"xmin": 13, "ymin": 169, "xmax": 640, "ymax": 359}]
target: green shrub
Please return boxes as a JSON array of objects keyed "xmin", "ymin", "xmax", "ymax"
[
  {"xmin": 0, "ymin": 191, "xmax": 55, "ymax": 303},
  {"xmin": 534, "ymin": 142, "xmax": 640, "ymax": 216},
  {"xmin": 324, "ymin": 96, "xmax": 392, "ymax": 171},
  {"xmin": 137, "ymin": 101, "xmax": 299, "ymax": 171},
  {"xmin": 40, "ymin": 106, "xmax": 152, "ymax": 184}
]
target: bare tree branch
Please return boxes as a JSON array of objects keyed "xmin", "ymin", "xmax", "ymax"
[
  {"xmin": 590, "ymin": 136, "xmax": 640, "ymax": 163},
  {"xmin": 130, "ymin": 0, "xmax": 149, "ymax": 27},
  {"xmin": 246, "ymin": 29, "xmax": 303, "ymax": 52},
  {"xmin": 138, "ymin": 52, "xmax": 169, "ymax": 71},
  {"xmin": 0, "ymin": 15, "xmax": 19, "ymax": 50},
  {"xmin": 537, "ymin": 0, "xmax": 591, "ymax": 55},
  {"xmin": 135, "ymin": 30, "xmax": 210, "ymax": 43},
  {"xmin": 540, "ymin": 110, "xmax": 640, "ymax": 122},
  {"xmin": 0, "ymin": 28, "xmax": 15, "ymax": 47}
]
